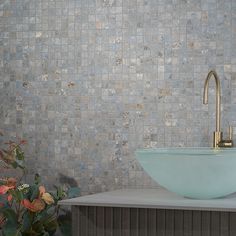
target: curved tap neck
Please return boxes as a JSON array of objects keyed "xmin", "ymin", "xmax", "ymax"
[{"xmin": 203, "ymin": 70, "xmax": 221, "ymax": 133}]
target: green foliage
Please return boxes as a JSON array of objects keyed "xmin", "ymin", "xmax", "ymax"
[
  {"xmin": 10, "ymin": 190, "xmax": 24, "ymax": 202},
  {"xmin": 29, "ymin": 185, "xmax": 39, "ymax": 202},
  {"xmin": 54, "ymin": 186, "xmax": 66, "ymax": 201},
  {"xmin": 58, "ymin": 212, "xmax": 72, "ymax": 236},
  {"xmin": 0, "ymin": 138, "xmax": 80, "ymax": 236},
  {"xmin": 67, "ymin": 187, "xmax": 80, "ymax": 199},
  {"xmin": 34, "ymin": 174, "xmax": 41, "ymax": 185},
  {"xmin": 2, "ymin": 209, "xmax": 18, "ymax": 236},
  {"xmin": 15, "ymin": 148, "xmax": 24, "ymax": 161},
  {"xmin": 22, "ymin": 211, "xmax": 32, "ymax": 232}
]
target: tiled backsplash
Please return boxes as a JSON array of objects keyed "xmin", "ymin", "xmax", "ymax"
[{"xmin": 0, "ymin": 0, "xmax": 236, "ymax": 195}]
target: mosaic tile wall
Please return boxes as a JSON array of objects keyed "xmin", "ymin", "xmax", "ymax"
[{"xmin": 0, "ymin": 0, "xmax": 236, "ymax": 195}]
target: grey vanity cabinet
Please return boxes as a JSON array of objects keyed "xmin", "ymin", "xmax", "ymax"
[{"xmin": 72, "ymin": 206, "xmax": 236, "ymax": 236}]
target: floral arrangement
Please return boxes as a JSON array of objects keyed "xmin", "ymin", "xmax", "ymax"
[{"xmin": 0, "ymin": 134, "xmax": 79, "ymax": 236}]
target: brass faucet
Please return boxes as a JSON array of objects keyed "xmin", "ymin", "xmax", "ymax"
[{"xmin": 203, "ymin": 70, "xmax": 233, "ymax": 148}]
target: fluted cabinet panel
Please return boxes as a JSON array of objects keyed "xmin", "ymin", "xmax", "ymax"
[{"xmin": 72, "ymin": 206, "xmax": 236, "ymax": 236}]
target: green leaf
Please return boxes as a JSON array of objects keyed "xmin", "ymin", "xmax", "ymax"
[
  {"xmin": 2, "ymin": 208, "xmax": 18, "ymax": 236},
  {"xmin": 16, "ymin": 148, "xmax": 24, "ymax": 161},
  {"xmin": 15, "ymin": 159, "xmax": 25, "ymax": 170},
  {"xmin": 43, "ymin": 216, "xmax": 58, "ymax": 234},
  {"xmin": 21, "ymin": 230, "xmax": 38, "ymax": 236},
  {"xmin": 29, "ymin": 185, "xmax": 39, "ymax": 202},
  {"xmin": 42, "ymin": 232, "xmax": 49, "ymax": 236},
  {"xmin": 0, "ymin": 195, "xmax": 9, "ymax": 207},
  {"xmin": 11, "ymin": 190, "xmax": 24, "ymax": 202},
  {"xmin": 22, "ymin": 211, "xmax": 32, "ymax": 232},
  {"xmin": 34, "ymin": 174, "xmax": 41, "ymax": 185},
  {"xmin": 56, "ymin": 186, "xmax": 65, "ymax": 199},
  {"xmin": 2, "ymin": 230, "xmax": 22, "ymax": 236},
  {"xmin": 58, "ymin": 213, "xmax": 72, "ymax": 236},
  {"xmin": 10, "ymin": 161, "xmax": 18, "ymax": 169},
  {"xmin": 52, "ymin": 186, "xmax": 66, "ymax": 202},
  {"xmin": 34, "ymin": 210, "xmax": 50, "ymax": 223},
  {"xmin": 32, "ymin": 221, "xmax": 44, "ymax": 233},
  {"xmin": 67, "ymin": 187, "xmax": 80, "ymax": 199},
  {"xmin": 15, "ymin": 231, "xmax": 22, "ymax": 236},
  {"xmin": 2, "ymin": 208, "xmax": 17, "ymax": 223}
]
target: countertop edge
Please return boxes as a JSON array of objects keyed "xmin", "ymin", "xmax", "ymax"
[
  {"xmin": 59, "ymin": 202, "xmax": 236, "ymax": 212},
  {"xmin": 58, "ymin": 188, "xmax": 236, "ymax": 212}
]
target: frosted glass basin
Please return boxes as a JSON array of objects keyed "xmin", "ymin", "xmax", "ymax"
[{"xmin": 135, "ymin": 148, "xmax": 236, "ymax": 199}]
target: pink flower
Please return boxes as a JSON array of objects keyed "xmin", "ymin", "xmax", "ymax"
[
  {"xmin": 0, "ymin": 185, "xmax": 14, "ymax": 195},
  {"xmin": 39, "ymin": 186, "xmax": 54, "ymax": 205},
  {"xmin": 19, "ymin": 139, "xmax": 27, "ymax": 145},
  {"xmin": 7, "ymin": 194, "xmax": 13, "ymax": 202},
  {"xmin": 21, "ymin": 199, "xmax": 45, "ymax": 213},
  {"xmin": 39, "ymin": 186, "xmax": 46, "ymax": 197},
  {"xmin": 6, "ymin": 178, "xmax": 16, "ymax": 188}
]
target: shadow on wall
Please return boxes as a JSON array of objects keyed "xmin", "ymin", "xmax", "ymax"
[{"xmin": 58, "ymin": 173, "xmax": 78, "ymax": 188}]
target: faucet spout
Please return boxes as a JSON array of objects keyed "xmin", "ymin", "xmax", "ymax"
[
  {"xmin": 203, "ymin": 70, "xmax": 222, "ymax": 147},
  {"xmin": 203, "ymin": 70, "xmax": 221, "ymax": 133}
]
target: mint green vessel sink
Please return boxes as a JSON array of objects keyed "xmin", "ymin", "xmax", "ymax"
[{"xmin": 136, "ymin": 148, "xmax": 236, "ymax": 199}]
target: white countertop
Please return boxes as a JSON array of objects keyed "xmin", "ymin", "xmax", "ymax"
[{"xmin": 59, "ymin": 188, "xmax": 236, "ymax": 212}]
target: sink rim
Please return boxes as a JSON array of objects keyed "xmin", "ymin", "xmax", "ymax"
[
  {"xmin": 136, "ymin": 147, "xmax": 236, "ymax": 151},
  {"xmin": 136, "ymin": 147, "xmax": 236, "ymax": 157}
]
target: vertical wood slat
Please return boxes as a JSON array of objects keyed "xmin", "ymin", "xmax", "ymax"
[
  {"xmin": 183, "ymin": 210, "xmax": 192, "ymax": 236},
  {"xmin": 88, "ymin": 207, "xmax": 96, "ymax": 236},
  {"xmin": 201, "ymin": 211, "xmax": 211, "ymax": 236},
  {"xmin": 130, "ymin": 208, "xmax": 139, "ymax": 236},
  {"xmin": 220, "ymin": 212, "xmax": 229, "ymax": 236},
  {"xmin": 72, "ymin": 206, "xmax": 79, "ymax": 236},
  {"xmin": 147, "ymin": 209, "xmax": 156, "ymax": 236},
  {"xmin": 211, "ymin": 211, "xmax": 220, "ymax": 236},
  {"xmin": 96, "ymin": 207, "xmax": 105, "ymax": 236},
  {"xmin": 139, "ymin": 208, "xmax": 148, "ymax": 236},
  {"xmin": 122, "ymin": 208, "xmax": 130, "ymax": 236},
  {"xmin": 165, "ymin": 209, "xmax": 174, "ymax": 236},
  {"xmin": 79, "ymin": 206, "xmax": 88, "ymax": 236},
  {"xmin": 113, "ymin": 207, "xmax": 121, "ymax": 236},
  {"xmin": 193, "ymin": 211, "xmax": 201, "ymax": 236},
  {"xmin": 105, "ymin": 207, "xmax": 113, "ymax": 236},
  {"xmin": 229, "ymin": 212, "xmax": 236, "ymax": 236},
  {"xmin": 174, "ymin": 210, "xmax": 183, "ymax": 236},
  {"xmin": 156, "ymin": 209, "xmax": 165, "ymax": 236}
]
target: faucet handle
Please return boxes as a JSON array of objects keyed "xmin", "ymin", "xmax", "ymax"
[{"xmin": 218, "ymin": 126, "xmax": 233, "ymax": 148}]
